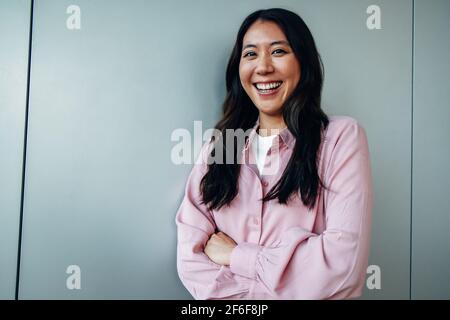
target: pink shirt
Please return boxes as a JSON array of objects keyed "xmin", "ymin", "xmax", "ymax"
[{"xmin": 175, "ymin": 116, "xmax": 373, "ymax": 299}]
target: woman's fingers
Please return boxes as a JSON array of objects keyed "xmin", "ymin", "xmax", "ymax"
[{"xmin": 208, "ymin": 231, "xmax": 237, "ymax": 246}]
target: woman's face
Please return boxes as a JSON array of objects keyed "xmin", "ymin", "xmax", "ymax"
[{"xmin": 239, "ymin": 20, "xmax": 301, "ymax": 117}]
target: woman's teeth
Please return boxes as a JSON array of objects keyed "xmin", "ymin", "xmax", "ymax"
[
  {"xmin": 255, "ymin": 81, "xmax": 282, "ymax": 90},
  {"xmin": 256, "ymin": 81, "xmax": 281, "ymax": 90}
]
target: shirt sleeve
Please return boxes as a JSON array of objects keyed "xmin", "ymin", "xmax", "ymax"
[
  {"xmin": 229, "ymin": 120, "xmax": 373, "ymax": 299},
  {"xmin": 175, "ymin": 142, "xmax": 253, "ymax": 300}
]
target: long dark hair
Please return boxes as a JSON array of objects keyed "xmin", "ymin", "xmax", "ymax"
[{"xmin": 200, "ymin": 8, "xmax": 329, "ymax": 211}]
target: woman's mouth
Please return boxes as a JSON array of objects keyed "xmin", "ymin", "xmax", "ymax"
[{"xmin": 253, "ymin": 81, "xmax": 283, "ymax": 97}]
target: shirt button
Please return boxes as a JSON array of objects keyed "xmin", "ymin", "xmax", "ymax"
[
  {"xmin": 261, "ymin": 180, "xmax": 269, "ymax": 187},
  {"xmin": 253, "ymin": 217, "xmax": 260, "ymax": 225}
]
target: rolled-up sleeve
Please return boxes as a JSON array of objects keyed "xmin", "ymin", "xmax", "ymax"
[
  {"xmin": 229, "ymin": 121, "xmax": 373, "ymax": 299},
  {"xmin": 175, "ymin": 143, "xmax": 252, "ymax": 299}
]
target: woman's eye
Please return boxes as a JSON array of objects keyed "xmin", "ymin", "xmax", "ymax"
[
  {"xmin": 243, "ymin": 51, "xmax": 256, "ymax": 58},
  {"xmin": 273, "ymin": 49, "xmax": 287, "ymax": 55}
]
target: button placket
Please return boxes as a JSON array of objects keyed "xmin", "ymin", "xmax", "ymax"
[{"xmin": 261, "ymin": 179, "xmax": 269, "ymax": 188}]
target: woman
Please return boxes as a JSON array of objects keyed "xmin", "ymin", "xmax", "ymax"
[{"xmin": 175, "ymin": 8, "xmax": 373, "ymax": 299}]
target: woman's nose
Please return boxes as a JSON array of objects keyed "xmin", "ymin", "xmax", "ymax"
[{"xmin": 255, "ymin": 55, "xmax": 274, "ymax": 75}]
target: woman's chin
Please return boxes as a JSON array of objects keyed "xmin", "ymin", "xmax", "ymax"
[{"xmin": 256, "ymin": 104, "xmax": 283, "ymax": 116}]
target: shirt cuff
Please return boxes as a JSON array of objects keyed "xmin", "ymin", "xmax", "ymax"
[{"xmin": 229, "ymin": 242, "xmax": 262, "ymax": 279}]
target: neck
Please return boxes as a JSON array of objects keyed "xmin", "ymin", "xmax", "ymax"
[{"xmin": 258, "ymin": 113, "xmax": 287, "ymax": 137}]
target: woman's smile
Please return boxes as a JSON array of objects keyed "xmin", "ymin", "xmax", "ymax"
[{"xmin": 253, "ymin": 81, "xmax": 283, "ymax": 98}]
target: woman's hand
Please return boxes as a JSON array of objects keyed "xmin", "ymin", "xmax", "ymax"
[{"xmin": 204, "ymin": 231, "xmax": 237, "ymax": 266}]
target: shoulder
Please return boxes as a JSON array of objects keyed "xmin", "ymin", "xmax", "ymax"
[
  {"xmin": 194, "ymin": 140, "xmax": 214, "ymax": 167},
  {"xmin": 324, "ymin": 115, "xmax": 368, "ymax": 146},
  {"xmin": 320, "ymin": 116, "xmax": 370, "ymax": 175},
  {"xmin": 326, "ymin": 115, "xmax": 363, "ymax": 136}
]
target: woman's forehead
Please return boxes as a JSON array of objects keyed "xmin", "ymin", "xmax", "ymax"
[{"xmin": 243, "ymin": 21, "xmax": 288, "ymax": 46}]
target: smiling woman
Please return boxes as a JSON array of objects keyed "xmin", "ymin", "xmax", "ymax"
[
  {"xmin": 175, "ymin": 8, "xmax": 373, "ymax": 300},
  {"xmin": 239, "ymin": 21, "xmax": 301, "ymax": 122}
]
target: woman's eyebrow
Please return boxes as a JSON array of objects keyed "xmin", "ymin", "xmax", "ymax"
[
  {"xmin": 242, "ymin": 40, "xmax": 290, "ymax": 50},
  {"xmin": 242, "ymin": 43, "xmax": 257, "ymax": 50},
  {"xmin": 270, "ymin": 40, "xmax": 289, "ymax": 46}
]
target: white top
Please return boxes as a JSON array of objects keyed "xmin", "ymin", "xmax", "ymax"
[{"xmin": 252, "ymin": 132, "xmax": 277, "ymax": 175}]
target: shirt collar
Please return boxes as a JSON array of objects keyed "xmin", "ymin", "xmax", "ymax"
[{"xmin": 243, "ymin": 117, "xmax": 296, "ymax": 151}]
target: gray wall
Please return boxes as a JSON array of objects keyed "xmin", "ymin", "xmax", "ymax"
[
  {"xmin": 0, "ymin": 0, "xmax": 31, "ymax": 299},
  {"xmin": 0, "ymin": 0, "xmax": 448, "ymax": 299},
  {"xmin": 412, "ymin": 0, "xmax": 450, "ymax": 300}
]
